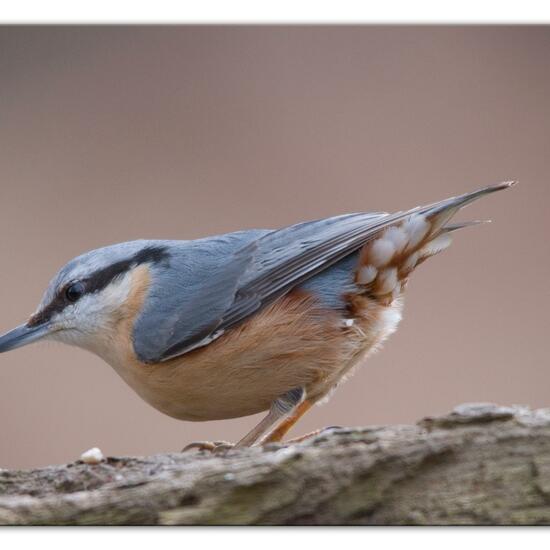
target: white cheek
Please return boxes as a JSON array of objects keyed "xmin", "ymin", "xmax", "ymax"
[
  {"xmin": 100, "ymin": 273, "xmax": 133, "ymax": 308},
  {"xmin": 51, "ymin": 273, "xmax": 133, "ymax": 347},
  {"xmin": 50, "ymin": 327, "xmax": 85, "ymax": 346}
]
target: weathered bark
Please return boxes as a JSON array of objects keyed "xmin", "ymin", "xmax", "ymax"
[{"xmin": 2, "ymin": 403, "xmax": 550, "ymax": 525}]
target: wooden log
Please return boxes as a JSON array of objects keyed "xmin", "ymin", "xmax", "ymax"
[{"xmin": 1, "ymin": 403, "xmax": 550, "ymax": 525}]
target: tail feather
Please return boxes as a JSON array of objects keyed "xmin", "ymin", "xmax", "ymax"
[
  {"xmin": 354, "ymin": 181, "xmax": 515, "ymax": 305},
  {"xmin": 442, "ymin": 220, "xmax": 492, "ymax": 233}
]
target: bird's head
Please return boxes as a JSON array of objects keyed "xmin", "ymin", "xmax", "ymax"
[{"xmin": 0, "ymin": 241, "xmax": 170, "ymax": 358}]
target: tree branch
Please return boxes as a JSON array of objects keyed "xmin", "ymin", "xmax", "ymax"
[{"xmin": 2, "ymin": 403, "xmax": 550, "ymax": 525}]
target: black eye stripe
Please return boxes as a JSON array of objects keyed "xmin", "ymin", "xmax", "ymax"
[
  {"xmin": 27, "ymin": 246, "xmax": 169, "ymax": 327},
  {"xmin": 83, "ymin": 246, "xmax": 170, "ymax": 295}
]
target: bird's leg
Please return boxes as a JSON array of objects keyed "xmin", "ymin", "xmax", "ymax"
[
  {"xmin": 182, "ymin": 387, "xmax": 308, "ymax": 453},
  {"xmin": 258, "ymin": 395, "xmax": 345, "ymax": 445},
  {"xmin": 257, "ymin": 399, "xmax": 313, "ymax": 444},
  {"xmin": 235, "ymin": 387, "xmax": 309, "ymax": 448}
]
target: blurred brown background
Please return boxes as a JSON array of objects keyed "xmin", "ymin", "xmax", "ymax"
[{"xmin": 0, "ymin": 26, "xmax": 548, "ymax": 469}]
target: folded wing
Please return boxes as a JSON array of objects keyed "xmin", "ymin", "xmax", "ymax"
[{"xmin": 135, "ymin": 183, "xmax": 513, "ymax": 363}]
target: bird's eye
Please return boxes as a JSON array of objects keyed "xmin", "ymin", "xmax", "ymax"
[{"xmin": 65, "ymin": 281, "xmax": 85, "ymax": 303}]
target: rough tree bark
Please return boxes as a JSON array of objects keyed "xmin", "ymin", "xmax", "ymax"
[{"xmin": 2, "ymin": 403, "xmax": 550, "ymax": 525}]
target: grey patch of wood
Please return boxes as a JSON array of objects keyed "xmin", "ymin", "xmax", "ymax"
[{"xmin": 2, "ymin": 402, "xmax": 550, "ymax": 525}]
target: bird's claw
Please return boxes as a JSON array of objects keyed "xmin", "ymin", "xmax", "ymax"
[
  {"xmin": 182, "ymin": 440, "xmax": 234, "ymax": 454},
  {"xmin": 284, "ymin": 425, "xmax": 343, "ymax": 445}
]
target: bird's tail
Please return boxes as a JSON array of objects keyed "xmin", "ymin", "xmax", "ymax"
[{"xmin": 354, "ymin": 181, "xmax": 516, "ymax": 304}]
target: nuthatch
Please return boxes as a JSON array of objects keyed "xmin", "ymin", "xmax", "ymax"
[{"xmin": 0, "ymin": 183, "xmax": 514, "ymax": 451}]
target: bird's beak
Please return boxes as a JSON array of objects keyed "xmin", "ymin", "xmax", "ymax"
[{"xmin": 0, "ymin": 322, "xmax": 53, "ymax": 353}]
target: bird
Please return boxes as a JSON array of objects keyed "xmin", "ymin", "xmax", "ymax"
[{"xmin": 0, "ymin": 182, "xmax": 514, "ymax": 452}]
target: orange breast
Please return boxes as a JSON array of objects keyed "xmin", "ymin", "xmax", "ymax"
[
  {"xmin": 107, "ymin": 287, "xmax": 399, "ymax": 421},
  {"xmin": 95, "ymin": 254, "xmax": 402, "ymax": 422}
]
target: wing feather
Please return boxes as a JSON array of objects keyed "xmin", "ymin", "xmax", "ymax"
[{"xmin": 152, "ymin": 183, "xmax": 513, "ymax": 361}]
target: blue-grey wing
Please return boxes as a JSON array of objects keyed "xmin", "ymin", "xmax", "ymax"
[
  {"xmin": 133, "ymin": 183, "xmax": 511, "ymax": 363},
  {"xmin": 217, "ymin": 184, "xmax": 504, "ymax": 334},
  {"xmin": 133, "ymin": 211, "xmax": 394, "ymax": 363},
  {"xmin": 132, "ymin": 230, "xmax": 266, "ymax": 364}
]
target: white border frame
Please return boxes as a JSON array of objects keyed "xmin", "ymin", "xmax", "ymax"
[{"xmin": 1, "ymin": 0, "xmax": 550, "ymax": 23}]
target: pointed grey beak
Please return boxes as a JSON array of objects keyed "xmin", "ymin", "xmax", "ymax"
[{"xmin": 0, "ymin": 322, "xmax": 52, "ymax": 353}]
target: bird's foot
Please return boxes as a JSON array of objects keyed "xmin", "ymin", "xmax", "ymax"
[
  {"xmin": 182, "ymin": 440, "xmax": 234, "ymax": 454},
  {"xmin": 283, "ymin": 425, "xmax": 343, "ymax": 445},
  {"xmin": 182, "ymin": 426, "xmax": 343, "ymax": 454}
]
